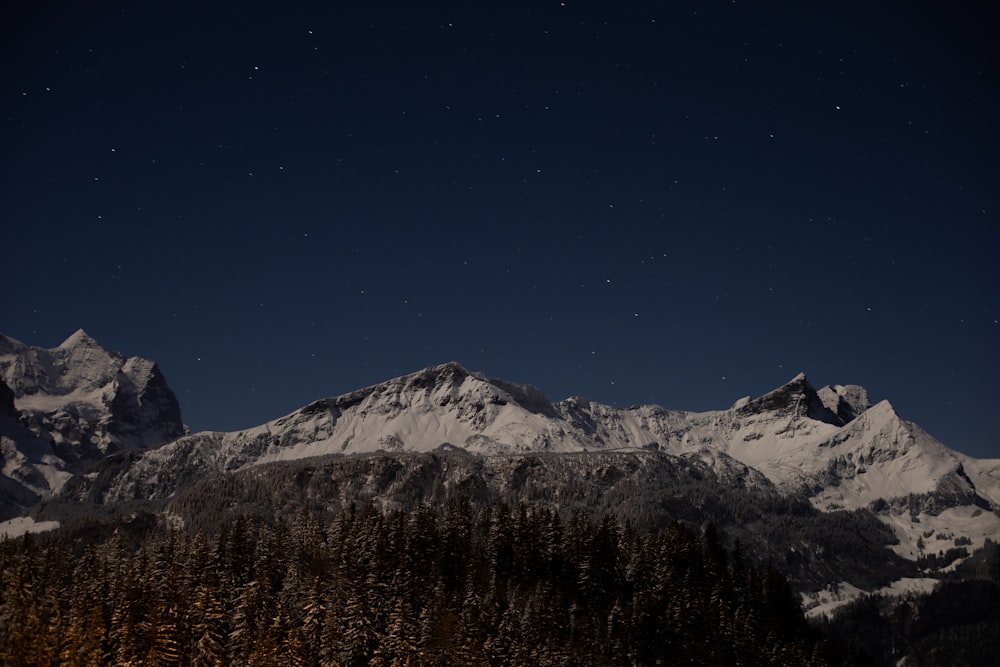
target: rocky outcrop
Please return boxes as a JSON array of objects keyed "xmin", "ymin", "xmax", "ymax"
[
  {"xmin": 0, "ymin": 330, "xmax": 185, "ymax": 453},
  {"xmin": 0, "ymin": 331, "xmax": 186, "ymax": 516},
  {"xmin": 0, "ymin": 378, "xmax": 14, "ymax": 419}
]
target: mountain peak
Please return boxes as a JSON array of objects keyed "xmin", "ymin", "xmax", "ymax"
[
  {"xmin": 737, "ymin": 373, "xmax": 816, "ymax": 417},
  {"xmin": 0, "ymin": 328, "xmax": 185, "ymax": 449},
  {"xmin": 403, "ymin": 362, "xmax": 474, "ymax": 389},
  {"xmin": 430, "ymin": 361, "xmax": 472, "ymax": 376},
  {"xmin": 733, "ymin": 374, "xmax": 879, "ymax": 428},
  {"xmin": 773, "ymin": 372, "xmax": 812, "ymax": 395},
  {"xmin": 58, "ymin": 329, "xmax": 99, "ymax": 350}
]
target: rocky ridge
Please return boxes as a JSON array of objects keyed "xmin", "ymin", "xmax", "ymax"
[{"xmin": 0, "ymin": 331, "xmax": 185, "ymax": 518}]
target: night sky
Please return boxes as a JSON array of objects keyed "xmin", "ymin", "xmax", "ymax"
[{"xmin": 3, "ymin": 2, "xmax": 998, "ymax": 458}]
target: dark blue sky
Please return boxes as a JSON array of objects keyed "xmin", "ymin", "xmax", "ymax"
[{"xmin": 3, "ymin": 2, "xmax": 998, "ymax": 458}]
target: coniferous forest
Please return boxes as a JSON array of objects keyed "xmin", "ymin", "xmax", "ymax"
[{"xmin": 0, "ymin": 501, "xmax": 869, "ymax": 666}]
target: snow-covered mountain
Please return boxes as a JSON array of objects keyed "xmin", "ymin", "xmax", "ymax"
[
  {"xmin": 52, "ymin": 357, "xmax": 997, "ymax": 555},
  {"xmin": 121, "ymin": 362, "xmax": 995, "ymax": 501},
  {"xmin": 0, "ymin": 330, "xmax": 184, "ymax": 518},
  {"xmin": 3, "ymin": 331, "xmax": 999, "ymax": 560}
]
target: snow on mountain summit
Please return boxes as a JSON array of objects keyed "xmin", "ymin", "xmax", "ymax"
[
  {"xmin": 0, "ymin": 331, "xmax": 184, "ymax": 444},
  {"xmin": 57, "ymin": 328, "xmax": 100, "ymax": 350},
  {"xmin": 206, "ymin": 361, "xmax": 571, "ymax": 465},
  {"xmin": 0, "ymin": 331, "xmax": 186, "ymax": 517},
  {"xmin": 2, "ymin": 329, "xmax": 121, "ymax": 398}
]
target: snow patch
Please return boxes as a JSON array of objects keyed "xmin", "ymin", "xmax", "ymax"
[
  {"xmin": 802, "ymin": 577, "xmax": 939, "ymax": 619},
  {"xmin": 882, "ymin": 505, "xmax": 1000, "ymax": 562},
  {"xmin": 0, "ymin": 516, "xmax": 60, "ymax": 539},
  {"xmin": 802, "ymin": 581, "xmax": 866, "ymax": 618}
]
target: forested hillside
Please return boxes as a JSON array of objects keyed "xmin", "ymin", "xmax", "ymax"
[
  {"xmin": 1, "ymin": 502, "xmax": 872, "ymax": 666},
  {"xmin": 37, "ymin": 449, "xmax": 912, "ymax": 592}
]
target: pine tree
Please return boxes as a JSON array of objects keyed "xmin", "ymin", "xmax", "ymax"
[
  {"xmin": 144, "ymin": 535, "xmax": 187, "ymax": 666},
  {"xmin": 108, "ymin": 564, "xmax": 148, "ymax": 666},
  {"xmin": 247, "ymin": 597, "xmax": 289, "ymax": 667},
  {"xmin": 341, "ymin": 585, "xmax": 379, "ymax": 665},
  {"xmin": 377, "ymin": 595, "xmax": 420, "ymax": 666},
  {"xmin": 190, "ymin": 581, "xmax": 227, "ymax": 667},
  {"xmin": 0, "ymin": 548, "xmax": 50, "ymax": 665},
  {"xmin": 229, "ymin": 579, "xmax": 268, "ymax": 665},
  {"xmin": 441, "ymin": 497, "xmax": 473, "ymax": 601},
  {"xmin": 289, "ymin": 576, "xmax": 327, "ymax": 667},
  {"xmin": 59, "ymin": 551, "xmax": 108, "ymax": 667}
]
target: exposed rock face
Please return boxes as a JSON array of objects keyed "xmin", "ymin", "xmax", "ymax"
[
  {"xmin": 0, "ymin": 331, "xmax": 185, "ymax": 517},
  {"xmin": 730, "ymin": 372, "xmax": 866, "ymax": 428},
  {"xmin": 817, "ymin": 384, "xmax": 872, "ymax": 424},
  {"xmin": 0, "ymin": 330, "xmax": 185, "ymax": 454},
  {"xmin": 736, "ymin": 372, "xmax": 817, "ymax": 419},
  {"xmin": 103, "ymin": 356, "xmax": 185, "ymax": 449},
  {"xmin": 0, "ymin": 379, "xmax": 14, "ymax": 419}
]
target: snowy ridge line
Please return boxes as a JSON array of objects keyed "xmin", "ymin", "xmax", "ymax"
[{"xmin": 2, "ymin": 333, "xmax": 999, "ymax": 561}]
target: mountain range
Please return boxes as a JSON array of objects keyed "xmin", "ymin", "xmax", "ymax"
[{"xmin": 2, "ymin": 330, "xmax": 999, "ymax": 602}]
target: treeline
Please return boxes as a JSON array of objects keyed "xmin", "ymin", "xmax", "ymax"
[
  {"xmin": 51, "ymin": 449, "xmax": 907, "ymax": 592},
  {"xmin": 33, "ymin": 449, "xmax": 915, "ymax": 595},
  {"xmin": 1, "ymin": 501, "xmax": 869, "ymax": 666}
]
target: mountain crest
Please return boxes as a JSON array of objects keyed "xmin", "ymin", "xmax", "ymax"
[
  {"xmin": 405, "ymin": 361, "xmax": 474, "ymax": 389},
  {"xmin": 734, "ymin": 373, "xmax": 879, "ymax": 428},
  {"xmin": 0, "ymin": 330, "xmax": 185, "ymax": 508},
  {"xmin": 737, "ymin": 372, "xmax": 817, "ymax": 418},
  {"xmin": 58, "ymin": 328, "xmax": 100, "ymax": 350}
]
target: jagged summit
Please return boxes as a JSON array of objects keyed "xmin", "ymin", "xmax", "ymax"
[
  {"xmin": 402, "ymin": 361, "xmax": 476, "ymax": 388},
  {"xmin": 0, "ymin": 333, "xmax": 28, "ymax": 358},
  {"xmin": 435, "ymin": 360, "xmax": 473, "ymax": 374},
  {"xmin": 737, "ymin": 372, "xmax": 816, "ymax": 418},
  {"xmin": 58, "ymin": 328, "xmax": 100, "ymax": 350},
  {"xmin": 0, "ymin": 331, "xmax": 184, "ymax": 426},
  {"xmin": 731, "ymin": 373, "xmax": 877, "ymax": 429},
  {"xmin": 0, "ymin": 331, "xmax": 185, "ymax": 515}
]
